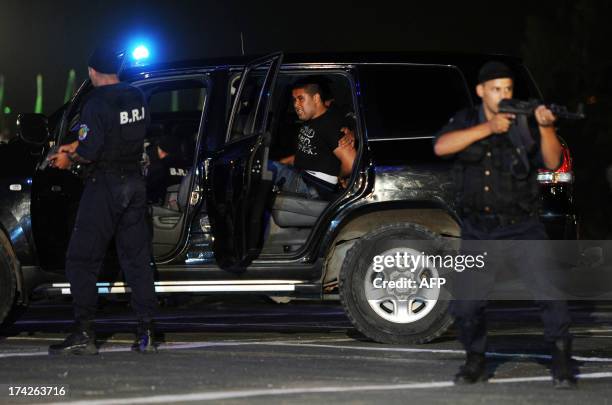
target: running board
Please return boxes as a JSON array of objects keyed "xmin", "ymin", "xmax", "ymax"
[{"xmin": 44, "ymin": 280, "xmax": 320, "ymax": 296}]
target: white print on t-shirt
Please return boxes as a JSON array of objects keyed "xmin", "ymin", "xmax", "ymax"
[
  {"xmin": 297, "ymin": 125, "xmax": 316, "ymax": 156},
  {"xmin": 119, "ymin": 107, "xmax": 146, "ymax": 125}
]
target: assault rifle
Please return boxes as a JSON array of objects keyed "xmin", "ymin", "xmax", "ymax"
[{"xmin": 498, "ymin": 99, "xmax": 585, "ymax": 120}]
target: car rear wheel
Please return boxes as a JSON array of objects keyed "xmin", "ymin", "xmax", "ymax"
[{"xmin": 339, "ymin": 223, "xmax": 454, "ymax": 344}]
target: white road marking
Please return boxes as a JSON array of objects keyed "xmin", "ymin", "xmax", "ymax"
[
  {"xmin": 2, "ymin": 338, "xmax": 612, "ymax": 363},
  {"xmin": 487, "ymin": 328, "xmax": 612, "ymax": 336},
  {"xmin": 573, "ymin": 335, "xmax": 612, "ymax": 338},
  {"xmin": 573, "ymin": 329, "xmax": 612, "ymax": 333},
  {"xmin": 0, "ymin": 341, "xmax": 247, "ymax": 359},
  {"xmin": 254, "ymin": 341, "xmax": 612, "ymax": 363},
  {"xmin": 0, "ymin": 338, "xmax": 351, "ymax": 359},
  {"xmin": 41, "ymin": 372, "xmax": 612, "ymax": 405}
]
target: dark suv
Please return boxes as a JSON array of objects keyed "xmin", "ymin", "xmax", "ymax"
[{"xmin": 0, "ymin": 52, "xmax": 576, "ymax": 344}]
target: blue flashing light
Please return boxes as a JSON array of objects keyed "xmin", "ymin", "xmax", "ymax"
[{"xmin": 132, "ymin": 45, "xmax": 150, "ymax": 61}]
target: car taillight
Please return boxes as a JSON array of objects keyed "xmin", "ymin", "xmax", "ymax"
[{"xmin": 537, "ymin": 147, "xmax": 573, "ymax": 184}]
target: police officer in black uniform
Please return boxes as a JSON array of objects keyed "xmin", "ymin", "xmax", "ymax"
[
  {"xmin": 48, "ymin": 47, "xmax": 158, "ymax": 355},
  {"xmin": 434, "ymin": 61, "xmax": 575, "ymax": 388},
  {"xmin": 145, "ymin": 135, "xmax": 186, "ymax": 206}
]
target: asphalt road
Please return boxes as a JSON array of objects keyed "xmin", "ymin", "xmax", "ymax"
[{"xmin": 1, "ymin": 296, "xmax": 612, "ymax": 404}]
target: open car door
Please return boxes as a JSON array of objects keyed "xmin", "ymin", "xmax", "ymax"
[{"xmin": 205, "ymin": 52, "xmax": 283, "ymax": 269}]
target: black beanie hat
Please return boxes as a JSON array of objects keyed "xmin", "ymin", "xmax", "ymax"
[
  {"xmin": 478, "ymin": 61, "xmax": 514, "ymax": 84},
  {"xmin": 88, "ymin": 47, "xmax": 122, "ymax": 74}
]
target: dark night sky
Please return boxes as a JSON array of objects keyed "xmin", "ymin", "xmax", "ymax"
[{"xmin": 0, "ymin": 0, "xmax": 555, "ymax": 115}]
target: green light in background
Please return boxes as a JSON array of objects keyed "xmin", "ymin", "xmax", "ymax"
[
  {"xmin": 171, "ymin": 90, "xmax": 179, "ymax": 112},
  {"xmin": 0, "ymin": 74, "xmax": 4, "ymax": 110},
  {"xmin": 3, "ymin": 106, "xmax": 10, "ymax": 114},
  {"xmin": 64, "ymin": 69, "xmax": 76, "ymax": 103},
  {"xmin": 35, "ymin": 74, "xmax": 43, "ymax": 114}
]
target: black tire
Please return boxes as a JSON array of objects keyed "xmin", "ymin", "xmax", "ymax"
[
  {"xmin": 339, "ymin": 223, "xmax": 454, "ymax": 344},
  {"xmin": 0, "ymin": 231, "xmax": 21, "ymax": 329}
]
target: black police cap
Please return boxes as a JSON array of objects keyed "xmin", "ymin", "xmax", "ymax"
[
  {"xmin": 478, "ymin": 61, "xmax": 514, "ymax": 84},
  {"xmin": 88, "ymin": 47, "xmax": 122, "ymax": 74}
]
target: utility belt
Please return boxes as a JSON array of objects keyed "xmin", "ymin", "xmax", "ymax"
[
  {"xmin": 464, "ymin": 212, "xmax": 537, "ymax": 231},
  {"xmin": 83, "ymin": 162, "xmax": 143, "ymax": 178},
  {"xmin": 93, "ymin": 161, "xmax": 142, "ymax": 175}
]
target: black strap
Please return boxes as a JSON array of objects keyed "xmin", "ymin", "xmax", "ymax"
[{"xmin": 508, "ymin": 115, "xmax": 533, "ymax": 174}]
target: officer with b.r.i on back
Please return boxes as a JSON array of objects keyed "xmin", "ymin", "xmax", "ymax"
[{"xmin": 48, "ymin": 46, "xmax": 158, "ymax": 355}]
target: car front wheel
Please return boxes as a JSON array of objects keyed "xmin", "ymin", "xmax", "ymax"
[{"xmin": 339, "ymin": 223, "xmax": 454, "ymax": 344}]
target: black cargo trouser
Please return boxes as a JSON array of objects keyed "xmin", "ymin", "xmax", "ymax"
[
  {"xmin": 65, "ymin": 171, "xmax": 157, "ymax": 324},
  {"xmin": 451, "ymin": 217, "xmax": 571, "ymax": 354}
]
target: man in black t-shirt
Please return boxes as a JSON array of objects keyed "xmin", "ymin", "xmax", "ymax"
[{"xmin": 269, "ymin": 78, "xmax": 356, "ymax": 200}]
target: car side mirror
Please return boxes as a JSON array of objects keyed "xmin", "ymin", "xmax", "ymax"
[{"xmin": 16, "ymin": 113, "xmax": 50, "ymax": 146}]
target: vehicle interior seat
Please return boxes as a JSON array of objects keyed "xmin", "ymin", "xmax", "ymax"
[
  {"xmin": 151, "ymin": 170, "xmax": 193, "ymax": 257},
  {"xmin": 271, "ymin": 191, "xmax": 330, "ymax": 227}
]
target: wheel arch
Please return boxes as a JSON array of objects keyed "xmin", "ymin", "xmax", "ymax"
[{"xmin": 322, "ymin": 203, "xmax": 461, "ymax": 284}]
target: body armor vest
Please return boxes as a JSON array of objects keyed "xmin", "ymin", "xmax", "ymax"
[
  {"xmin": 96, "ymin": 86, "xmax": 147, "ymax": 172},
  {"xmin": 452, "ymin": 107, "xmax": 540, "ymax": 218}
]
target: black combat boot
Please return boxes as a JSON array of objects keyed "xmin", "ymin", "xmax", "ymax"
[
  {"xmin": 131, "ymin": 321, "xmax": 157, "ymax": 353},
  {"xmin": 551, "ymin": 338, "xmax": 577, "ymax": 389},
  {"xmin": 49, "ymin": 321, "xmax": 98, "ymax": 355},
  {"xmin": 454, "ymin": 352, "xmax": 487, "ymax": 384}
]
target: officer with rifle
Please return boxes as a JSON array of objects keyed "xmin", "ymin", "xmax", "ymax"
[{"xmin": 434, "ymin": 61, "xmax": 576, "ymax": 388}]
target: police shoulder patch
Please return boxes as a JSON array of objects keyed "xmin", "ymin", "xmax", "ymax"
[{"xmin": 78, "ymin": 124, "xmax": 90, "ymax": 141}]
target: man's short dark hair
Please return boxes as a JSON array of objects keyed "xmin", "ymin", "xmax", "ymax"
[{"xmin": 292, "ymin": 76, "xmax": 333, "ymax": 101}]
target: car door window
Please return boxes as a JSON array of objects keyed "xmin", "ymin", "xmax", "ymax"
[
  {"xmin": 226, "ymin": 58, "xmax": 280, "ymax": 144},
  {"xmin": 360, "ymin": 65, "xmax": 472, "ymax": 139},
  {"xmin": 137, "ymin": 78, "xmax": 208, "ymax": 210}
]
